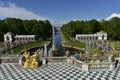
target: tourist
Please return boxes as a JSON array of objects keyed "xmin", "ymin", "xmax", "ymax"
[
  {"xmin": 115, "ymin": 59, "xmax": 119, "ymax": 68},
  {"xmin": 0, "ymin": 59, "xmax": 2, "ymax": 64}
]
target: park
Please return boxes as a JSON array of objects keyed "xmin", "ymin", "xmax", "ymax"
[{"xmin": 0, "ymin": 17, "xmax": 120, "ymax": 79}]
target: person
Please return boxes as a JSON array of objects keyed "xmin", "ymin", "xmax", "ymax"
[
  {"xmin": 0, "ymin": 59, "xmax": 2, "ymax": 64},
  {"xmin": 115, "ymin": 59, "xmax": 119, "ymax": 68}
]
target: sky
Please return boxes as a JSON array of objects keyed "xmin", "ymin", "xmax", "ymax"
[{"xmin": 0, "ymin": 0, "xmax": 120, "ymax": 27}]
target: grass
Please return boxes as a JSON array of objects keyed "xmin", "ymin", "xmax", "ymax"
[
  {"xmin": 61, "ymin": 32, "xmax": 102, "ymax": 54},
  {"xmin": 109, "ymin": 41, "xmax": 120, "ymax": 49},
  {"xmin": 6, "ymin": 41, "xmax": 49, "ymax": 54},
  {"xmin": 61, "ymin": 32, "xmax": 85, "ymax": 49}
]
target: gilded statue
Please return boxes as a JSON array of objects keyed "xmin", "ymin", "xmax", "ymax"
[{"xmin": 22, "ymin": 50, "xmax": 40, "ymax": 68}]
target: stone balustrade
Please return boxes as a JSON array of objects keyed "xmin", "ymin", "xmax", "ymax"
[
  {"xmin": 74, "ymin": 60, "xmax": 83, "ymax": 70},
  {"xmin": 43, "ymin": 57, "xmax": 67, "ymax": 64},
  {"xmin": 0, "ymin": 56, "xmax": 19, "ymax": 63},
  {"xmin": 0, "ymin": 56, "xmax": 115, "ymax": 72},
  {"xmin": 88, "ymin": 62, "xmax": 115, "ymax": 71},
  {"xmin": 43, "ymin": 57, "xmax": 115, "ymax": 72}
]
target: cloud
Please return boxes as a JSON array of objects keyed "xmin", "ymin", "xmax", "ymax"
[
  {"xmin": 106, "ymin": 13, "xmax": 120, "ymax": 20},
  {"xmin": 0, "ymin": 2, "xmax": 46, "ymax": 20},
  {"xmin": 0, "ymin": 2, "xmax": 66, "ymax": 27}
]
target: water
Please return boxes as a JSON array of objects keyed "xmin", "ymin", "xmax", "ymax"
[
  {"xmin": 53, "ymin": 33, "xmax": 81, "ymax": 56},
  {"xmin": 15, "ymin": 31, "xmax": 81, "ymax": 56},
  {"xmin": 54, "ymin": 33, "xmax": 64, "ymax": 56}
]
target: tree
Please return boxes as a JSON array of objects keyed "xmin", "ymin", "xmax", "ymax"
[
  {"xmin": 23, "ymin": 20, "xmax": 33, "ymax": 34},
  {"xmin": 31, "ymin": 21, "xmax": 44, "ymax": 38},
  {"xmin": 0, "ymin": 20, "xmax": 8, "ymax": 41},
  {"xmin": 4, "ymin": 18, "xmax": 26, "ymax": 34},
  {"xmin": 43, "ymin": 20, "xmax": 52, "ymax": 39},
  {"xmin": 62, "ymin": 17, "xmax": 120, "ymax": 40}
]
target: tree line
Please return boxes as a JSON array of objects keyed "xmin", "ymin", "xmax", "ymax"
[
  {"xmin": 0, "ymin": 18, "xmax": 53, "ymax": 41},
  {"xmin": 61, "ymin": 17, "xmax": 120, "ymax": 40}
]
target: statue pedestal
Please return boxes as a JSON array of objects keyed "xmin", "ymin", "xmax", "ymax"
[
  {"xmin": 67, "ymin": 58, "xmax": 74, "ymax": 65},
  {"xmin": 42, "ymin": 58, "xmax": 46, "ymax": 65},
  {"xmin": 19, "ymin": 59, "xmax": 22, "ymax": 65},
  {"xmin": 82, "ymin": 63, "xmax": 88, "ymax": 72},
  {"xmin": 110, "ymin": 62, "xmax": 115, "ymax": 70}
]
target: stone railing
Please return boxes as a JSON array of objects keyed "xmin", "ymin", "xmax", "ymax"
[
  {"xmin": 42, "ymin": 57, "xmax": 74, "ymax": 65},
  {"xmin": 88, "ymin": 62, "xmax": 115, "ymax": 71},
  {"xmin": 46, "ymin": 57, "xmax": 67, "ymax": 63},
  {"xmin": 0, "ymin": 54, "xmax": 18, "ymax": 57},
  {"xmin": 0, "ymin": 55, "xmax": 115, "ymax": 72},
  {"xmin": 0, "ymin": 56, "xmax": 19, "ymax": 63},
  {"xmin": 74, "ymin": 59, "xmax": 83, "ymax": 70},
  {"xmin": 42, "ymin": 57, "xmax": 115, "ymax": 72}
]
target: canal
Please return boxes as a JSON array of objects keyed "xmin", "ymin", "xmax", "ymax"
[{"xmin": 53, "ymin": 32, "xmax": 81, "ymax": 56}]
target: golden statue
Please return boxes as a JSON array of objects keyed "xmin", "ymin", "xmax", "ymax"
[
  {"xmin": 79, "ymin": 52, "xmax": 83, "ymax": 60},
  {"xmin": 93, "ymin": 48, "xmax": 97, "ymax": 57},
  {"xmin": 85, "ymin": 51, "xmax": 89, "ymax": 58},
  {"xmin": 65, "ymin": 50, "xmax": 70, "ymax": 57},
  {"xmin": 110, "ymin": 43, "xmax": 117, "ymax": 56},
  {"xmin": 51, "ymin": 45, "xmax": 58, "ymax": 56},
  {"xmin": 22, "ymin": 50, "xmax": 40, "ymax": 68}
]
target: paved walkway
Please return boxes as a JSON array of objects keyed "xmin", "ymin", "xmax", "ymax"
[{"xmin": 0, "ymin": 63, "xmax": 120, "ymax": 80}]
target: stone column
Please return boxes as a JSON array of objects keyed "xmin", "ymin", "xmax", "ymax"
[
  {"xmin": 93, "ymin": 37, "xmax": 95, "ymax": 40},
  {"xmin": 84, "ymin": 37, "xmax": 85, "ymax": 42},
  {"xmin": 88, "ymin": 36, "xmax": 90, "ymax": 41},
  {"xmin": 92, "ymin": 36, "xmax": 93, "ymax": 41},
  {"xmin": 79, "ymin": 37, "xmax": 81, "ymax": 42}
]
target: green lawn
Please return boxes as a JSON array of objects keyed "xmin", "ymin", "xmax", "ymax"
[
  {"xmin": 61, "ymin": 32, "xmax": 85, "ymax": 49},
  {"xmin": 109, "ymin": 41, "xmax": 120, "ymax": 49},
  {"xmin": 61, "ymin": 32, "xmax": 102, "ymax": 54},
  {"xmin": 7, "ymin": 41, "xmax": 49, "ymax": 54}
]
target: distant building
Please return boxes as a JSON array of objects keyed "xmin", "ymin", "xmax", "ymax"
[
  {"xmin": 4, "ymin": 32, "xmax": 15, "ymax": 42},
  {"xmin": 4, "ymin": 32, "xmax": 36, "ymax": 42},
  {"xmin": 75, "ymin": 31, "xmax": 107, "ymax": 42},
  {"xmin": 14, "ymin": 35, "xmax": 36, "ymax": 42}
]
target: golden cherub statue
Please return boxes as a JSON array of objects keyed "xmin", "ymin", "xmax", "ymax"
[{"xmin": 22, "ymin": 50, "xmax": 39, "ymax": 68}]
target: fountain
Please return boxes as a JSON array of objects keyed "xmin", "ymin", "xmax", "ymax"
[
  {"xmin": 44, "ymin": 44, "xmax": 47, "ymax": 57},
  {"xmin": 51, "ymin": 26, "xmax": 58, "ymax": 56},
  {"xmin": 83, "ymin": 40, "xmax": 120, "ymax": 63}
]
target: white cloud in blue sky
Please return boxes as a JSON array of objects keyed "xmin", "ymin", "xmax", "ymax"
[
  {"xmin": 106, "ymin": 13, "xmax": 120, "ymax": 20},
  {"xmin": 0, "ymin": 2, "xmax": 67, "ymax": 27},
  {"xmin": 0, "ymin": 2, "xmax": 46, "ymax": 20},
  {"xmin": 0, "ymin": 1, "xmax": 120, "ymax": 26}
]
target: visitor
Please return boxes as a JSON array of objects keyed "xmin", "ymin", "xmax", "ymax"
[
  {"xmin": 0, "ymin": 59, "xmax": 2, "ymax": 64},
  {"xmin": 115, "ymin": 59, "xmax": 119, "ymax": 68}
]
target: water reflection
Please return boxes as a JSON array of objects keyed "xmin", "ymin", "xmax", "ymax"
[{"xmin": 53, "ymin": 33, "xmax": 81, "ymax": 56}]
